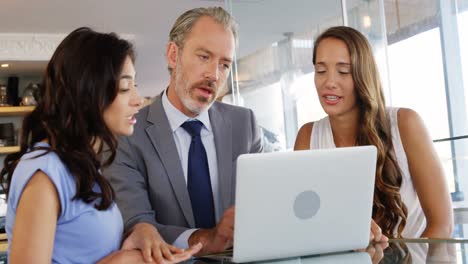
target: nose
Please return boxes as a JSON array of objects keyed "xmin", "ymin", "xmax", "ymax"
[
  {"xmin": 204, "ymin": 61, "xmax": 219, "ymax": 81},
  {"xmin": 323, "ymin": 72, "xmax": 338, "ymax": 89},
  {"xmin": 130, "ymin": 89, "xmax": 144, "ymax": 108}
]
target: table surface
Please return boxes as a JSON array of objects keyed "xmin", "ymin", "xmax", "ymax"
[
  {"xmin": 189, "ymin": 238, "xmax": 468, "ymax": 263},
  {"xmin": 1, "ymin": 236, "xmax": 468, "ymax": 263}
]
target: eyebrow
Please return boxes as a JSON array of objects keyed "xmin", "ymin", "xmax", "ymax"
[
  {"xmin": 196, "ymin": 48, "xmax": 233, "ymax": 64},
  {"xmin": 315, "ymin": 62, "xmax": 351, "ymax": 66},
  {"xmin": 337, "ymin": 62, "xmax": 351, "ymax": 66},
  {"xmin": 120, "ymin": 75, "xmax": 134, "ymax": 80}
]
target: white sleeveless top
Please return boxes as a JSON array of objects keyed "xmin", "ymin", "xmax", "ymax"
[{"xmin": 310, "ymin": 107, "xmax": 426, "ymax": 238}]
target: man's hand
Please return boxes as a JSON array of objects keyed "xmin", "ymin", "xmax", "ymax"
[
  {"xmin": 188, "ymin": 206, "xmax": 235, "ymax": 255},
  {"xmin": 122, "ymin": 222, "xmax": 202, "ymax": 263},
  {"xmin": 370, "ymin": 219, "xmax": 389, "ymax": 243}
]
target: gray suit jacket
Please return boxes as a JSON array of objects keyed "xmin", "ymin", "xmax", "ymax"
[{"xmin": 105, "ymin": 94, "xmax": 263, "ymax": 243}]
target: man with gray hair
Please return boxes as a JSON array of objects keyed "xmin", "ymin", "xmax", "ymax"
[{"xmin": 106, "ymin": 6, "xmax": 263, "ymax": 260}]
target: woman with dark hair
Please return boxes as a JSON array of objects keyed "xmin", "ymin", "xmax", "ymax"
[
  {"xmin": 294, "ymin": 26, "xmax": 453, "ymax": 239},
  {"xmin": 2, "ymin": 27, "xmax": 200, "ymax": 263}
]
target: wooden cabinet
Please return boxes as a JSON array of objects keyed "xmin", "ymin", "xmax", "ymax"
[
  {"xmin": 0, "ymin": 106, "xmax": 35, "ymax": 117},
  {"xmin": 0, "ymin": 106, "xmax": 34, "ymax": 154}
]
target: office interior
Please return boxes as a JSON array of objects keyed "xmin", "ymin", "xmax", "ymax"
[{"xmin": 0, "ymin": 0, "xmax": 468, "ymax": 261}]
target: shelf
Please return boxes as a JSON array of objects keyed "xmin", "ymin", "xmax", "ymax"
[
  {"xmin": 0, "ymin": 106, "xmax": 35, "ymax": 117},
  {"xmin": 0, "ymin": 146, "xmax": 20, "ymax": 154}
]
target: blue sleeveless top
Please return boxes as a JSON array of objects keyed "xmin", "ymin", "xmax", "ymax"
[{"xmin": 6, "ymin": 143, "xmax": 123, "ymax": 263}]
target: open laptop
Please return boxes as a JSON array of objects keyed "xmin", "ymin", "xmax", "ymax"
[{"xmin": 202, "ymin": 145, "xmax": 377, "ymax": 263}]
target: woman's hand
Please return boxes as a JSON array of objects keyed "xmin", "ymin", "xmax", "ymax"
[
  {"xmin": 370, "ymin": 219, "xmax": 389, "ymax": 243},
  {"xmin": 121, "ymin": 222, "xmax": 202, "ymax": 263}
]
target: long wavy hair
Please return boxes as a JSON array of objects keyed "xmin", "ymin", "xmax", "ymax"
[
  {"xmin": 1, "ymin": 27, "xmax": 135, "ymax": 210},
  {"xmin": 312, "ymin": 26, "xmax": 408, "ymax": 238}
]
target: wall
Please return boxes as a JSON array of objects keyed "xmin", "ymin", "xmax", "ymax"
[{"xmin": 0, "ymin": 0, "xmax": 221, "ymax": 97}]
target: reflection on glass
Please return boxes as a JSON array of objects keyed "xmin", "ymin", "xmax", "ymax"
[
  {"xmin": 382, "ymin": 242, "xmax": 413, "ymax": 263},
  {"xmin": 293, "ymin": 251, "xmax": 370, "ymax": 264},
  {"xmin": 383, "ymin": 241, "xmax": 458, "ymax": 263},
  {"xmin": 194, "ymin": 251, "xmax": 371, "ymax": 264},
  {"xmin": 225, "ymin": 0, "xmax": 343, "ymax": 151}
]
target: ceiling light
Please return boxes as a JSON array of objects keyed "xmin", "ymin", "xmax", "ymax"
[
  {"xmin": 363, "ymin": 16, "xmax": 372, "ymax": 29},
  {"xmin": 0, "ymin": 64, "xmax": 9, "ymax": 68}
]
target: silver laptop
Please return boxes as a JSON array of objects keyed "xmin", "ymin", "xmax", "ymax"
[{"xmin": 204, "ymin": 146, "xmax": 377, "ymax": 263}]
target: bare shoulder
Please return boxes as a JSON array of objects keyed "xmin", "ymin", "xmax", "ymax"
[
  {"xmin": 25, "ymin": 170, "xmax": 57, "ymax": 193},
  {"xmin": 20, "ymin": 170, "xmax": 61, "ymax": 211},
  {"xmin": 396, "ymin": 108, "xmax": 426, "ymax": 139},
  {"xmin": 294, "ymin": 122, "xmax": 314, "ymax": 150},
  {"xmin": 396, "ymin": 108, "xmax": 434, "ymax": 155},
  {"xmin": 397, "ymin": 107, "xmax": 422, "ymax": 123}
]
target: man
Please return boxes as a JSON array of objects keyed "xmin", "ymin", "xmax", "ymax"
[{"xmin": 106, "ymin": 6, "xmax": 263, "ymax": 260}]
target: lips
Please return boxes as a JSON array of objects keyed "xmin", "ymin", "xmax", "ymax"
[
  {"xmin": 324, "ymin": 95, "xmax": 339, "ymax": 100},
  {"xmin": 198, "ymin": 86, "xmax": 213, "ymax": 94},
  {"xmin": 194, "ymin": 84, "xmax": 216, "ymax": 99},
  {"xmin": 322, "ymin": 94, "xmax": 342, "ymax": 105},
  {"xmin": 127, "ymin": 114, "xmax": 137, "ymax": 125}
]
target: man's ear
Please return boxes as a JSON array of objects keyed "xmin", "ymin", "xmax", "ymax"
[{"xmin": 166, "ymin": 41, "xmax": 178, "ymax": 71}]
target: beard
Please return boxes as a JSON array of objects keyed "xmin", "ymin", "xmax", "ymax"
[{"xmin": 174, "ymin": 59, "xmax": 218, "ymax": 115}]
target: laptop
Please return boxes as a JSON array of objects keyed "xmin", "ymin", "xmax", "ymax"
[{"xmin": 202, "ymin": 145, "xmax": 377, "ymax": 263}]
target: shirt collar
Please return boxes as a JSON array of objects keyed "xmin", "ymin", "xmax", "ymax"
[{"xmin": 162, "ymin": 89, "xmax": 212, "ymax": 133}]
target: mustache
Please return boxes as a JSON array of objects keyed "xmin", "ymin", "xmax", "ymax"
[{"xmin": 192, "ymin": 80, "xmax": 217, "ymax": 90}]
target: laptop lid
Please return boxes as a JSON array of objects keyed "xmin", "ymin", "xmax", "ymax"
[{"xmin": 232, "ymin": 146, "xmax": 377, "ymax": 263}]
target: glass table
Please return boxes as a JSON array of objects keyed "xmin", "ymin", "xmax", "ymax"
[{"xmin": 190, "ymin": 238, "xmax": 468, "ymax": 263}]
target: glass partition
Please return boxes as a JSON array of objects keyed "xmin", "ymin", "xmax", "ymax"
[
  {"xmin": 224, "ymin": 0, "xmax": 390, "ymax": 150},
  {"xmin": 223, "ymin": 0, "xmax": 343, "ymax": 150},
  {"xmin": 225, "ymin": 0, "xmax": 468, "ymax": 238}
]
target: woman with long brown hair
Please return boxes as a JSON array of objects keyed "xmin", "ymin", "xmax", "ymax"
[
  {"xmin": 294, "ymin": 26, "xmax": 453, "ymax": 239},
  {"xmin": 2, "ymin": 27, "xmax": 200, "ymax": 263}
]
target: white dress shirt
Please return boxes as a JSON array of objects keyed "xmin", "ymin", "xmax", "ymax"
[{"xmin": 161, "ymin": 90, "xmax": 220, "ymax": 248}]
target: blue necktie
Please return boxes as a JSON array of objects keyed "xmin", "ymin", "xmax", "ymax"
[{"xmin": 181, "ymin": 120, "xmax": 215, "ymax": 228}]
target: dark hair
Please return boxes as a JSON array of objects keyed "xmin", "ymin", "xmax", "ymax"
[
  {"xmin": 1, "ymin": 27, "xmax": 135, "ymax": 210},
  {"xmin": 313, "ymin": 26, "xmax": 408, "ymax": 238}
]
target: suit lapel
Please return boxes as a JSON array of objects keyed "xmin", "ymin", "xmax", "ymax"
[
  {"xmin": 145, "ymin": 96, "xmax": 195, "ymax": 227},
  {"xmin": 210, "ymin": 103, "xmax": 233, "ymax": 212}
]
